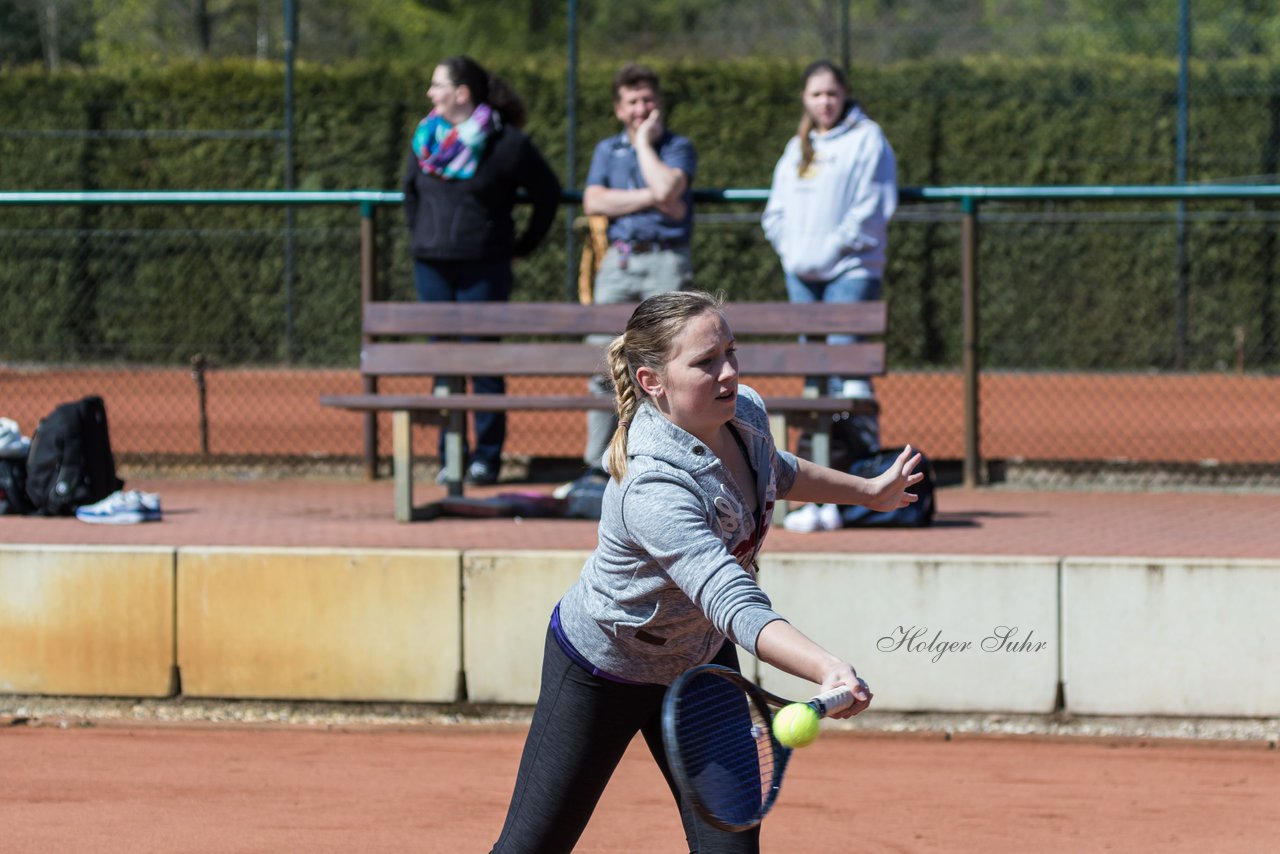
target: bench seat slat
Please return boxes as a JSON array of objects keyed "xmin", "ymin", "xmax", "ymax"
[
  {"xmin": 363, "ymin": 301, "xmax": 887, "ymax": 337},
  {"xmin": 361, "ymin": 342, "xmax": 884, "ymax": 377},
  {"xmin": 320, "ymin": 393, "xmax": 878, "ymax": 416},
  {"xmin": 365, "ymin": 302, "xmax": 636, "ymax": 336},
  {"xmin": 321, "ymin": 394, "xmax": 614, "ymax": 413}
]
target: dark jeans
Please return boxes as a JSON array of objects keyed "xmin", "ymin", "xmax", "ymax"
[
  {"xmin": 413, "ymin": 258, "xmax": 513, "ymax": 469},
  {"xmin": 490, "ymin": 627, "xmax": 760, "ymax": 854}
]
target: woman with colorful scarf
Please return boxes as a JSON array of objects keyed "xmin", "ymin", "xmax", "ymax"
[{"xmin": 402, "ymin": 55, "xmax": 561, "ymax": 485}]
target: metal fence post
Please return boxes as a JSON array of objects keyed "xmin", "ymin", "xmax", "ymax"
[
  {"xmin": 564, "ymin": 0, "xmax": 580, "ymax": 302},
  {"xmin": 360, "ymin": 201, "xmax": 378, "ymax": 480},
  {"xmin": 283, "ymin": 0, "xmax": 297, "ymax": 364},
  {"xmin": 961, "ymin": 196, "xmax": 982, "ymax": 487},
  {"xmin": 1174, "ymin": 0, "xmax": 1191, "ymax": 369}
]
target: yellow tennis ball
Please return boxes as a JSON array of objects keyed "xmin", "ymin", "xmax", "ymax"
[{"xmin": 772, "ymin": 703, "xmax": 820, "ymax": 749}]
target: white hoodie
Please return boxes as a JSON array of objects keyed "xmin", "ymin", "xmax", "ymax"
[{"xmin": 761, "ymin": 105, "xmax": 897, "ymax": 282}]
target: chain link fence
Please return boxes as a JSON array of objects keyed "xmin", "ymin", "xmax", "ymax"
[
  {"xmin": 2, "ymin": 4, "xmax": 1279, "ymax": 487},
  {"xmin": 2, "ymin": 190, "xmax": 1278, "ymax": 489}
]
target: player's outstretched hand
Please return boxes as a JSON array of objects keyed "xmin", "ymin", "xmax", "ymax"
[{"xmin": 863, "ymin": 444, "xmax": 924, "ymax": 512}]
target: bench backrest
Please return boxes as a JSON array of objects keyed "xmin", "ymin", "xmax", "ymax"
[{"xmin": 361, "ymin": 301, "xmax": 886, "ymax": 379}]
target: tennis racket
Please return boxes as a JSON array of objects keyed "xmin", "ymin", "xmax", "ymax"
[{"xmin": 661, "ymin": 664, "xmax": 859, "ymax": 833}]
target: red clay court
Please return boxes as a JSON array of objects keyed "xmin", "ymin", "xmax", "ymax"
[
  {"xmin": 3, "ymin": 475, "xmax": 1280, "ymax": 852},
  {"xmin": 2, "ymin": 718, "xmax": 1278, "ymax": 852},
  {"xmin": 3, "ymin": 365, "xmax": 1279, "ymax": 852}
]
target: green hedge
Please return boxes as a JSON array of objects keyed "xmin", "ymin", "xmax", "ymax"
[{"xmin": 1, "ymin": 56, "xmax": 1277, "ymax": 370}]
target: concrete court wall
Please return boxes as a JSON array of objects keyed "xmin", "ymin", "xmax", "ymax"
[
  {"xmin": 461, "ymin": 551, "xmax": 585, "ymax": 704},
  {"xmin": 456, "ymin": 551, "xmax": 1059, "ymax": 714},
  {"xmin": 1062, "ymin": 557, "xmax": 1280, "ymax": 717},
  {"xmin": 753, "ymin": 554, "xmax": 1062, "ymax": 714},
  {"xmin": 0, "ymin": 545, "xmax": 176, "ymax": 697},
  {"xmin": 176, "ymin": 547, "xmax": 462, "ymax": 702},
  {"xmin": 5, "ymin": 544, "xmax": 1280, "ymax": 717}
]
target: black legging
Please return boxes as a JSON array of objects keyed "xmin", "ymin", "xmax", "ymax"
[{"xmin": 490, "ymin": 627, "xmax": 761, "ymax": 853}]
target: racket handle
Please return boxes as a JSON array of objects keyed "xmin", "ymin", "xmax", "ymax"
[{"xmin": 805, "ymin": 685, "xmax": 856, "ymax": 718}]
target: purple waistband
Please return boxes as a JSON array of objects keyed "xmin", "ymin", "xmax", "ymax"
[{"xmin": 550, "ymin": 603, "xmax": 647, "ymax": 686}]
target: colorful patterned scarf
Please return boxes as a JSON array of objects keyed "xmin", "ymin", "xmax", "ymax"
[{"xmin": 412, "ymin": 104, "xmax": 497, "ymax": 181}]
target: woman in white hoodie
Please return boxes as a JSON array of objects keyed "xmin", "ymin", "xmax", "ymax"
[{"xmin": 762, "ymin": 60, "xmax": 898, "ymax": 532}]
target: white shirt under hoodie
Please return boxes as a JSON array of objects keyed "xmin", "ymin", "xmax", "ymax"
[{"xmin": 761, "ymin": 104, "xmax": 898, "ymax": 282}]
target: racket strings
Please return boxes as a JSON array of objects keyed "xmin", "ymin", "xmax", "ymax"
[{"xmin": 670, "ymin": 672, "xmax": 780, "ymax": 828}]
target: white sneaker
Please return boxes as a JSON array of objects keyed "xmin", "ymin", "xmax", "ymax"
[
  {"xmin": 0, "ymin": 418, "xmax": 30, "ymax": 459},
  {"xmin": 75, "ymin": 490, "xmax": 162, "ymax": 525},
  {"xmin": 135, "ymin": 491, "xmax": 162, "ymax": 520},
  {"xmin": 783, "ymin": 503, "xmax": 842, "ymax": 533},
  {"xmin": 841, "ymin": 379, "xmax": 876, "ymax": 400}
]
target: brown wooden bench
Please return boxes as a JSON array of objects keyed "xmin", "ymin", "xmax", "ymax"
[{"xmin": 320, "ymin": 301, "xmax": 886, "ymax": 521}]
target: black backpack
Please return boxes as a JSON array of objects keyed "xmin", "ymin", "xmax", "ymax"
[
  {"xmin": 0, "ymin": 455, "xmax": 36, "ymax": 515},
  {"xmin": 564, "ymin": 468, "xmax": 609, "ymax": 520},
  {"xmin": 839, "ymin": 447, "xmax": 937, "ymax": 528},
  {"xmin": 25, "ymin": 396, "xmax": 124, "ymax": 516}
]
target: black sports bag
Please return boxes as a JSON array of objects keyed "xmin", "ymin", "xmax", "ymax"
[{"xmin": 25, "ymin": 396, "xmax": 124, "ymax": 516}]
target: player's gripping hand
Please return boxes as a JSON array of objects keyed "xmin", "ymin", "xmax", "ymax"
[{"xmin": 820, "ymin": 662, "xmax": 873, "ymax": 719}]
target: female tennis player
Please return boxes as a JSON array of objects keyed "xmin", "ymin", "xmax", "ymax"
[{"xmin": 490, "ymin": 290, "xmax": 922, "ymax": 853}]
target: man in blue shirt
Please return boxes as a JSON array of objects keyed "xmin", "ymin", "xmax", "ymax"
[{"xmin": 581, "ymin": 63, "xmax": 698, "ymax": 472}]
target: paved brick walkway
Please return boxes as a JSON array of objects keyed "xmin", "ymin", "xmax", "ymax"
[{"xmin": 4, "ymin": 476, "xmax": 1278, "ymax": 560}]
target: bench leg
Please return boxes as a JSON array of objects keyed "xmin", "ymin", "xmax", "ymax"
[
  {"xmin": 392, "ymin": 410, "xmax": 414, "ymax": 523},
  {"xmin": 442, "ymin": 410, "xmax": 466, "ymax": 498},
  {"xmin": 769, "ymin": 413, "xmax": 789, "ymax": 521},
  {"xmin": 803, "ymin": 377, "xmax": 833, "ymax": 468},
  {"xmin": 811, "ymin": 423, "xmax": 832, "ymax": 469},
  {"xmin": 435, "ymin": 377, "xmax": 466, "ymax": 498}
]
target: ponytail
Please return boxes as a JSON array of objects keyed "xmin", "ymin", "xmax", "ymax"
[
  {"xmin": 604, "ymin": 336, "xmax": 637, "ymax": 481},
  {"xmin": 604, "ymin": 290, "xmax": 723, "ymax": 483},
  {"xmin": 486, "ymin": 73, "xmax": 527, "ymax": 128},
  {"xmin": 439, "ymin": 55, "xmax": 528, "ymax": 128}
]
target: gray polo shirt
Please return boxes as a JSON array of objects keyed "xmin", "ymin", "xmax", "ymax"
[{"xmin": 585, "ymin": 131, "xmax": 697, "ymax": 245}]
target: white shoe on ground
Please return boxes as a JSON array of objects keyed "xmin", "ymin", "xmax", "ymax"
[
  {"xmin": 783, "ymin": 503, "xmax": 842, "ymax": 533},
  {"xmin": 841, "ymin": 379, "xmax": 876, "ymax": 400},
  {"xmin": 75, "ymin": 490, "xmax": 162, "ymax": 525},
  {"xmin": 0, "ymin": 418, "xmax": 30, "ymax": 459}
]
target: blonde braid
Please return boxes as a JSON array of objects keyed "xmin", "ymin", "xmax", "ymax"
[
  {"xmin": 605, "ymin": 334, "xmax": 637, "ymax": 482},
  {"xmin": 603, "ymin": 290, "xmax": 723, "ymax": 483},
  {"xmin": 797, "ymin": 112, "xmax": 816, "ymax": 177}
]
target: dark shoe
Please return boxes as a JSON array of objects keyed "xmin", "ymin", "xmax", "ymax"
[
  {"xmin": 553, "ymin": 465, "xmax": 607, "ymax": 499},
  {"xmin": 465, "ymin": 460, "xmax": 499, "ymax": 485}
]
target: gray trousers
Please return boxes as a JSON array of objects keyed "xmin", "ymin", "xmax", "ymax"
[{"xmin": 585, "ymin": 245, "xmax": 693, "ymax": 467}]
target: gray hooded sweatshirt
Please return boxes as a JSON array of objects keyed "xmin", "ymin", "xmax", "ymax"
[{"xmin": 557, "ymin": 385, "xmax": 799, "ymax": 685}]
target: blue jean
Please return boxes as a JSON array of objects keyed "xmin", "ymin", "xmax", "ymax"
[
  {"xmin": 784, "ymin": 270, "xmax": 882, "ymax": 397},
  {"xmin": 413, "ymin": 259, "xmax": 513, "ymax": 469}
]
